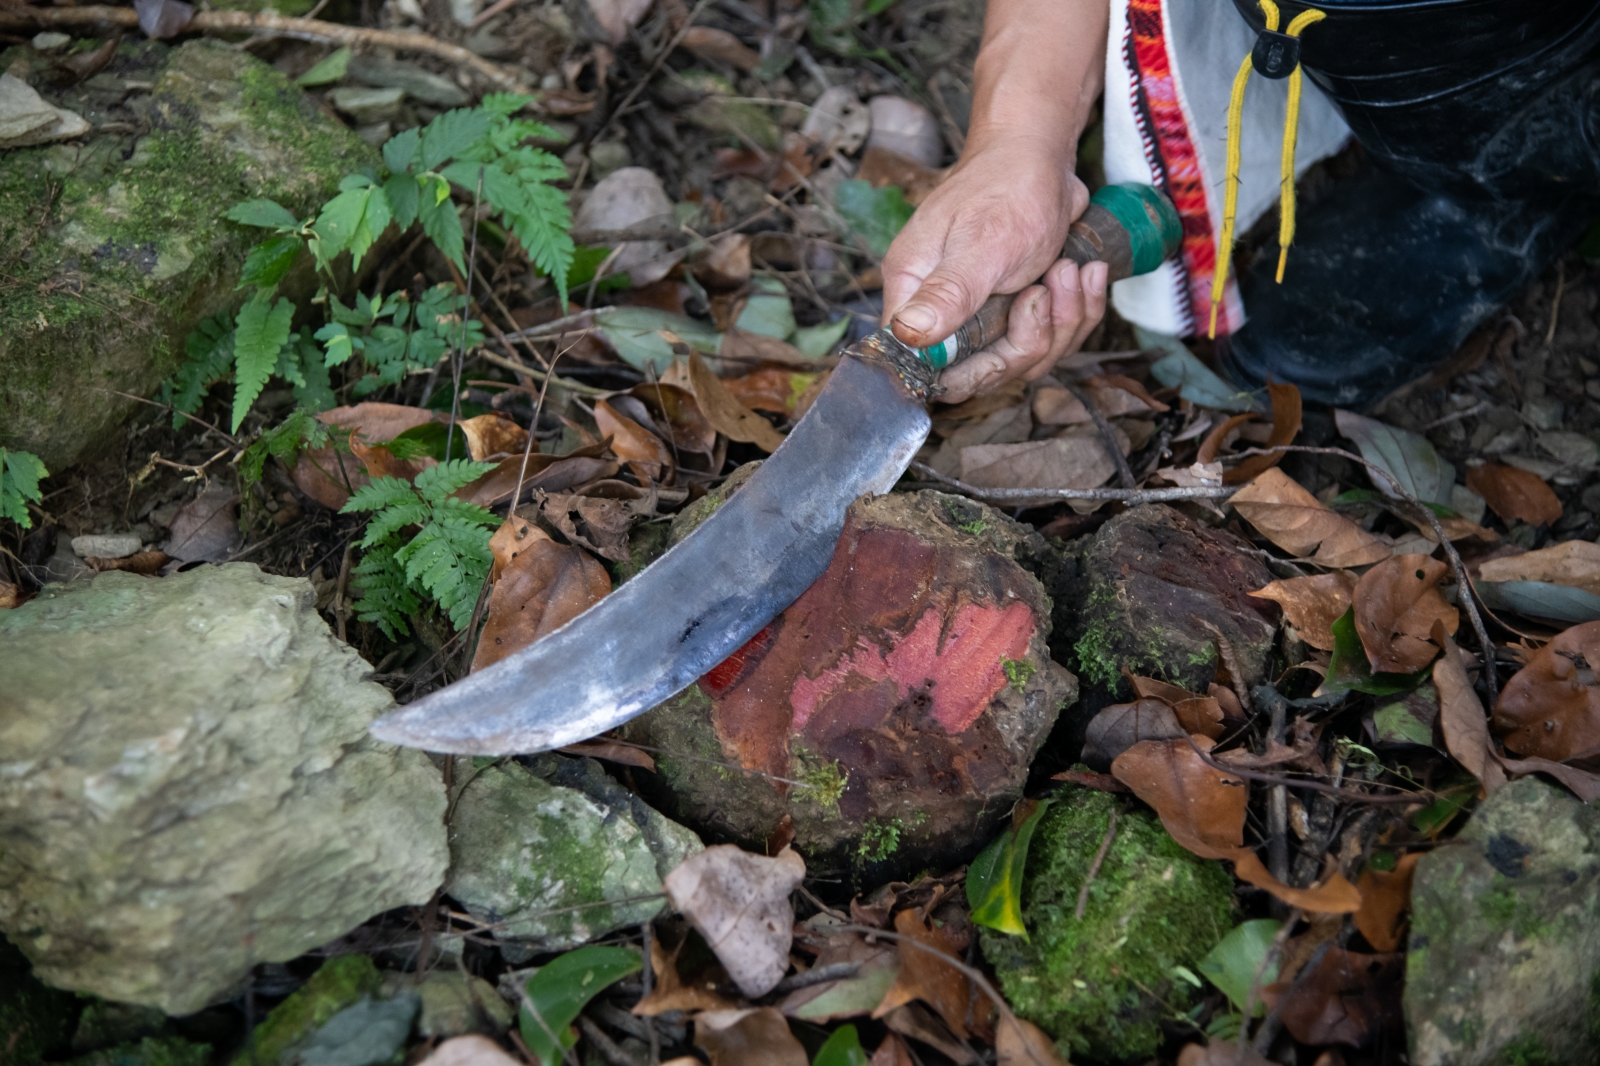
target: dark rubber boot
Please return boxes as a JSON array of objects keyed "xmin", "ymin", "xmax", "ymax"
[{"xmin": 1219, "ymin": 0, "xmax": 1600, "ymax": 409}]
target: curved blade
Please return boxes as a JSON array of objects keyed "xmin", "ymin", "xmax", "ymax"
[{"xmin": 369, "ymin": 353, "xmax": 930, "ymax": 754}]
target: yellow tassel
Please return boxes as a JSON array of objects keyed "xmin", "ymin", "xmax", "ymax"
[{"xmin": 1209, "ymin": 0, "xmax": 1325, "ymax": 337}]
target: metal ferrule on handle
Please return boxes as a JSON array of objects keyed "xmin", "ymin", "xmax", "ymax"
[{"xmin": 914, "ymin": 182, "xmax": 1183, "ymax": 370}]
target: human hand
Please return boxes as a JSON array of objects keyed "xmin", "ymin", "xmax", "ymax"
[{"xmin": 879, "ymin": 135, "xmax": 1108, "ymax": 404}]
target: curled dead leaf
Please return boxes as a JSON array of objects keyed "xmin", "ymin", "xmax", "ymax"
[
  {"xmin": 1352, "ymin": 555, "xmax": 1457, "ymax": 675},
  {"xmin": 688, "ymin": 351, "xmax": 786, "ymax": 453},
  {"xmin": 693, "ymin": 1008, "xmax": 808, "ymax": 1066},
  {"xmin": 1230, "ymin": 468, "xmax": 1391, "ymax": 567},
  {"xmin": 594, "ymin": 398, "xmax": 675, "ymax": 482},
  {"xmin": 872, "ymin": 909, "xmax": 976, "ymax": 1040},
  {"xmin": 1249, "ymin": 571, "xmax": 1357, "ymax": 651},
  {"xmin": 1227, "ymin": 382, "xmax": 1301, "ymax": 484},
  {"xmin": 555, "ymin": 738, "xmax": 656, "ymax": 770},
  {"xmin": 1433, "ymin": 619, "xmax": 1507, "ymax": 795},
  {"xmin": 458, "ymin": 413, "xmax": 529, "ymax": 461},
  {"xmin": 855, "ymin": 145, "xmax": 947, "ymax": 205},
  {"xmin": 1263, "ymin": 947, "xmax": 1404, "ymax": 1048},
  {"xmin": 1352, "ymin": 852, "xmax": 1420, "ymax": 952},
  {"xmin": 663, "ymin": 844, "xmax": 805, "ymax": 997},
  {"xmin": 1493, "ymin": 620, "xmax": 1600, "ymax": 763},
  {"xmin": 1082, "ymin": 698, "xmax": 1187, "ymax": 766},
  {"xmin": 721, "ymin": 367, "xmax": 820, "ymax": 416},
  {"xmin": 1479, "ymin": 540, "xmax": 1600, "ymax": 596},
  {"xmin": 292, "ymin": 403, "xmax": 442, "ymax": 509},
  {"xmin": 471, "ymin": 525, "xmax": 610, "ymax": 672},
  {"xmin": 995, "ymin": 1015, "xmax": 1069, "ymax": 1066},
  {"xmin": 1465, "ymin": 462, "xmax": 1562, "ymax": 527},
  {"xmin": 633, "ymin": 936, "xmax": 739, "ymax": 1016},
  {"xmin": 85, "ymin": 550, "xmax": 171, "ymax": 575}
]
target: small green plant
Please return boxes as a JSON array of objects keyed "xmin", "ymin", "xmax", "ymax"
[
  {"xmin": 857, "ymin": 818, "xmax": 902, "ymax": 864},
  {"xmin": 0, "ymin": 448, "xmax": 48, "ymax": 528},
  {"xmin": 237, "ymin": 408, "xmax": 334, "ymax": 486},
  {"xmin": 340, "ymin": 459, "xmax": 499, "ymax": 637},
  {"xmin": 1002, "ymin": 657, "xmax": 1036, "ymax": 693}
]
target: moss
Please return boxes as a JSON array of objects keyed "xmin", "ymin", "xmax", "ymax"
[
  {"xmin": 228, "ymin": 955, "xmax": 382, "ymax": 1066},
  {"xmin": 1002, "ymin": 657, "xmax": 1036, "ymax": 693},
  {"xmin": 63, "ymin": 1037, "xmax": 210, "ymax": 1066},
  {"xmin": 613, "ymin": 521, "xmax": 671, "ymax": 584},
  {"xmin": 980, "ymin": 792, "xmax": 1234, "ymax": 1062},
  {"xmin": 856, "ymin": 819, "xmax": 902, "ymax": 864},
  {"xmin": 1478, "ymin": 885, "xmax": 1550, "ymax": 941},
  {"xmin": 793, "ymin": 750, "xmax": 847, "ymax": 809},
  {"xmin": 1493, "ymin": 1033, "xmax": 1559, "ymax": 1066}
]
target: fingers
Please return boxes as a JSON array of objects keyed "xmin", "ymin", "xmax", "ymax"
[{"xmin": 886, "ymin": 239, "xmax": 1012, "ymax": 350}]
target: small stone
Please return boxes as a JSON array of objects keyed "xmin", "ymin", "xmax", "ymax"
[
  {"xmin": 226, "ymin": 956, "xmax": 384, "ymax": 1066},
  {"xmin": 329, "ymin": 86, "xmax": 406, "ymax": 124},
  {"xmin": 1407, "ymin": 777, "xmax": 1600, "ymax": 1066},
  {"xmin": 444, "ymin": 758, "xmax": 702, "ymax": 954},
  {"xmin": 0, "ymin": 565, "xmax": 448, "ymax": 1013},
  {"xmin": 298, "ymin": 995, "xmax": 419, "ymax": 1066},
  {"xmin": 587, "ymin": 140, "xmax": 632, "ymax": 181},
  {"xmin": 1522, "ymin": 397, "xmax": 1564, "ymax": 432},
  {"xmin": 355, "ymin": 122, "xmax": 392, "ymax": 148},
  {"xmin": 382, "ymin": 971, "xmax": 513, "ymax": 1038},
  {"xmin": 628, "ymin": 491, "xmax": 1075, "ymax": 879},
  {"xmin": 345, "ymin": 55, "xmax": 468, "ymax": 108},
  {"xmin": 865, "ymin": 95, "xmax": 943, "ymax": 167},
  {"xmin": 0, "ymin": 73, "xmax": 89, "ymax": 147},
  {"xmin": 31, "ymin": 32, "xmax": 72, "ymax": 53},
  {"xmin": 981, "ymin": 790, "xmax": 1235, "ymax": 1062},
  {"xmin": 71, "ymin": 533, "xmax": 143, "ymax": 560}
]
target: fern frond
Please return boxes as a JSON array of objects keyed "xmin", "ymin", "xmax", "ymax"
[
  {"xmin": 351, "ymin": 536, "xmax": 419, "ymax": 639},
  {"xmin": 415, "ymin": 459, "xmax": 497, "ymax": 503},
  {"xmin": 0, "ymin": 448, "xmax": 48, "ymax": 528},
  {"xmin": 232, "ymin": 293, "xmax": 295, "ymax": 433},
  {"xmin": 342, "ymin": 476, "xmax": 420, "ymax": 515}
]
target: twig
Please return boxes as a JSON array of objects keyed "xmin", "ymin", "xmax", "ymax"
[
  {"xmin": 1074, "ymin": 807, "xmax": 1118, "ymax": 919},
  {"xmin": 501, "ymin": 306, "xmax": 617, "ymax": 341},
  {"xmin": 771, "ymin": 961, "xmax": 862, "ymax": 994},
  {"xmin": 1232, "ymin": 443, "xmax": 1497, "ymax": 692},
  {"xmin": 1063, "ymin": 380, "xmax": 1135, "ymax": 489},
  {"xmin": 0, "ymin": 7, "xmax": 533, "ymax": 90},
  {"xmin": 639, "ymin": 923, "xmax": 660, "ymax": 1066},
  {"xmin": 446, "ymin": 167, "xmax": 485, "ymax": 465},
  {"xmin": 1260, "ymin": 687, "xmax": 1291, "ymax": 901},
  {"xmin": 103, "ymin": 389, "xmax": 238, "ymax": 446},
  {"xmin": 1420, "ymin": 399, "xmax": 1492, "ymax": 433},
  {"xmin": 593, "ymin": 0, "xmax": 717, "ymax": 145},
  {"xmin": 1186, "ymin": 734, "xmax": 1430, "ymax": 804},
  {"xmin": 907, "ymin": 461, "xmax": 1239, "ymax": 503},
  {"xmin": 334, "ymin": 541, "xmax": 353, "ymax": 643},
  {"xmin": 1545, "ymin": 260, "xmax": 1565, "ymax": 345},
  {"xmin": 477, "ymin": 351, "xmax": 610, "ymax": 395}
]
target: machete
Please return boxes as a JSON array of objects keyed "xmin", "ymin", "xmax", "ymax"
[{"xmin": 370, "ymin": 183, "xmax": 1183, "ymax": 755}]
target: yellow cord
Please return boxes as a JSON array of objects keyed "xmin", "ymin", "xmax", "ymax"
[{"xmin": 1208, "ymin": 0, "xmax": 1326, "ymax": 337}]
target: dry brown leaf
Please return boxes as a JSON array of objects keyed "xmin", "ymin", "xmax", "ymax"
[
  {"xmin": 1434, "ymin": 619, "xmax": 1507, "ymax": 795},
  {"xmin": 1177, "ymin": 1042, "xmax": 1274, "ymax": 1066},
  {"xmin": 1249, "ymin": 571, "xmax": 1357, "ymax": 651},
  {"xmin": 688, "ymin": 351, "xmax": 786, "ymax": 453},
  {"xmin": 779, "ymin": 928, "xmax": 898, "ymax": 1022},
  {"xmin": 693, "ymin": 1008, "xmax": 808, "ymax": 1066},
  {"xmin": 461, "ymin": 451, "xmax": 623, "ymax": 509},
  {"xmin": 292, "ymin": 403, "xmax": 442, "ymax": 509},
  {"xmin": 1111, "ymin": 737, "xmax": 1361, "ymax": 913},
  {"xmin": 1262, "ymin": 947, "xmax": 1403, "ymax": 1048},
  {"xmin": 1032, "ymin": 384, "xmax": 1153, "ymax": 425},
  {"xmin": 488, "ymin": 514, "xmax": 548, "ymax": 581},
  {"xmin": 1352, "ymin": 555, "xmax": 1458, "ymax": 674},
  {"xmin": 620, "ymin": 382, "xmax": 718, "ymax": 456},
  {"xmin": 995, "ymin": 1015, "xmax": 1070, "ymax": 1066},
  {"xmin": 1230, "ymin": 468, "xmax": 1391, "ymax": 567},
  {"xmin": 1479, "ymin": 539, "xmax": 1600, "ymax": 596},
  {"xmin": 1226, "ymin": 382, "xmax": 1301, "ymax": 484},
  {"xmin": 721, "ymin": 367, "xmax": 819, "ymax": 416},
  {"xmin": 679, "ymin": 25, "xmax": 761, "ymax": 70},
  {"xmin": 872, "ymin": 909, "xmax": 974, "ymax": 1039},
  {"xmin": 855, "ymin": 144, "xmax": 947, "ymax": 205},
  {"xmin": 1466, "ymin": 462, "xmax": 1563, "ymax": 527},
  {"xmin": 0, "ymin": 580, "xmax": 23, "ymax": 610},
  {"xmin": 471, "ymin": 533, "xmax": 610, "ymax": 673},
  {"xmin": 594, "ymin": 398, "xmax": 675, "ymax": 482},
  {"xmin": 85, "ymin": 550, "xmax": 171, "ymax": 575},
  {"xmin": 633, "ymin": 936, "xmax": 740, "ymax": 1016},
  {"xmin": 556, "ymin": 738, "xmax": 656, "ymax": 770},
  {"xmin": 1492, "ymin": 620, "xmax": 1600, "ymax": 762},
  {"xmin": 1352, "ymin": 852, "xmax": 1420, "ymax": 952},
  {"xmin": 663, "ymin": 844, "xmax": 805, "ymax": 997},
  {"xmin": 719, "ymin": 326, "xmax": 813, "ymax": 367},
  {"xmin": 881, "ymin": 1003, "xmax": 978, "ymax": 1065},
  {"xmin": 869, "ymin": 1033, "xmax": 917, "ymax": 1066},
  {"xmin": 163, "ymin": 483, "xmax": 241, "ymax": 564},
  {"xmin": 581, "ymin": 0, "xmax": 652, "ymax": 45},
  {"xmin": 535, "ymin": 492, "xmax": 634, "ymax": 562},
  {"xmin": 693, "ymin": 232, "xmax": 753, "ymax": 290},
  {"xmin": 1493, "ymin": 752, "xmax": 1600, "ymax": 802},
  {"xmin": 1082, "ymin": 698, "xmax": 1187, "ymax": 765},
  {"xmin": 1125, "ymin": 677, "xmax": 1226, "ymax": 739},
  {"xmin": 417, "ymin": 1035, "xmax": 523, "ymax": 1066},
  {"xmin": 959, "ymin": 425, "xmax": 1126, "ymax": 502},
  {"xmin": 458, "ymin": 412, "xmax": 529, "ymax": 461}
]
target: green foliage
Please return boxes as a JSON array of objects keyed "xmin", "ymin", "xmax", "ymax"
[
  {"xmin": 1321, "ymin": 608, "xmax": 1432, "ymax": 697},
  {"xmin": 238, "ymin": 408, "xmax": 331, "ymax": 486},
  {"xmin": 1197, "ymin": 919, "xmax": 1282, "ymax": 1016},
  {"xmin": 316, "ymin": 286, "xmax": 480, "ymax": 396},
  {"xmin": 812, "ymin": 1025, "xmax": 868, "ymax": 1066},
  {"xmin": 341, "ymin": 459, "xmax": 497, "ymax": 635},
  {"xmin": 232, "ymin": 290, "xmax": 297, "ymax": 432},
  {"xmin": 833, "ymin": 179, "xmax": 912, "ymax": 257},
  {"xmin": 517, "ymin": 946, "xmax": 642, "ymax": 1066},
  {"xmin": 0, "ymin": 448, "xmax": 48, "ymax": 528},
  {"xmin": 295, "ymin": 47, "xmax": 351, "ymax": 87},
  {"xmin": 967, "ymin": 798, "xmax": 1053, "ymax": 938}
]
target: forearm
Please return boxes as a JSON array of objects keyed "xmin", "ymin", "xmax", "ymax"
[{"xmin": 964, "ymin": 0, "xmax": 1109, "ymax": 160}]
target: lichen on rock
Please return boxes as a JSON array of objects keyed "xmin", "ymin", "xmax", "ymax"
[
  {"xmin": 979, "ymin": 790, "xmax": 1234, "ymax": 1062},
  {"xmin": 0, "ymin": 565, "xmax": 448, "ymax": 1014}
]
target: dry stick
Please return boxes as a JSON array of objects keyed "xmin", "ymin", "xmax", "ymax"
[
  {"xmin": 445, "ymin": 167, "xmax": 486, "ymax": 465},
  {"xmin": 592, "ymin": 0, "xmax": 718, "ymax": 145},
  {"xmin": 1546, "ymin": 259, "xmax": 1566, "ymax": 345},
  {"xmin": 0, "ymin": 7, "xmax": 532, "ymax": 89},
  {"xmin": 1260, "ymin": 686, "xmax": 1291, "ymax": 899},
  {"xmin": 834, "ymin": 925, "xmax": 1056, "ymax": 1066},
  {"xmin": 1185, "ymin": 733, "xmax": 1431, "ymax": 805},
  {"xmin": 639, "ymin": 922, "xmax": 660, "ymax": 1066},
  {"xmin": 104, "ymin": 389, "xmax": 239, "ymax": 446},
  {"xmin": 770, "ymin": 961, "xmax": 863, "ymax": 994},
  {"xmin": 1063, "ymin": 380, "xmax": 1136, "ymax": 490},
  {"xmin": 501, "ymin": 305, "xmax": 618, "ymax": 341},
  {"xmin": 908, "ymin": 460, "xmax": 1239, "ymax": 504},
  {"xmin": 1074, "ymin": 807, "xmax": 1118, "ymax": 920},
  {"xmin": 1232, "ymin": 443, "xmax": 1498, "ymax": 693}
]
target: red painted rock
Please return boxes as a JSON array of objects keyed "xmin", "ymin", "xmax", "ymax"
[{"xmin": 625, "ymin": 491, "xmax": 1076, "ymax": 880}]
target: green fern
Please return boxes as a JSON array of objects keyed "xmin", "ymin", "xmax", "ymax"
[
  {"xmin": 341, "ymin": 459, "xmax": 497, "ymax": 634},
  {"xmin": 160, "ymin": 314, "xmax": 235, "ymax": 427},
  {"xmin": 232, "ymin": 291, "xmax": 297, "ymax": 432},
  {"xmin": 0, "ymin": 448, "xmax": 48, "ymax": 528},
  {"xmin": 238, "ymin": 408, "xmax": 332, "ymax": 486}
]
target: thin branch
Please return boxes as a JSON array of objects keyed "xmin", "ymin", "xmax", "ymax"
[
  {"xmin": 1063, "ymin": 380, "xmax": 1136, "ymax": 490},
  {"xmin": 908, "ymin": 461, "xmax": 1239, "ymax": 504},
  {"xmin": 593, "ymin": 0, "xmax": 718, "ymax": 145}
]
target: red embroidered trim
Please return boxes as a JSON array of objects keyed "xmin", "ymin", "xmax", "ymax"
[{"xmin": 1125, "ymin": 0, "xmax": 1237, "ymax": 335}]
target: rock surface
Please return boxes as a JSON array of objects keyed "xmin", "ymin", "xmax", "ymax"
[
  {"xmin": 1406, "ymin": 777, "xmax": 1600, "ymax": 1066},
  {"xmin": 627, "ymin": 490, "xmax": 1076, "ymax": 881},
  {"xmin": 381, "ymin": 971, "xmax": 513, "ymax": 1038},
  {"xmin": 0, "ymin": 565, "xmax": 447, "ymax": 1013},
  {"xmin": 0, "ymin": 40, "xmax": 377, "ymax": 469},
  {"xmin": 444, "ymin": 756, "xmax": 702, "ymax": 955},
  {"xmin": 980, "ymin": 790, "xmax": 1235, "ymax": 1062},
  {"xmin": 1053, "ymin": 505, "xmax": 1278, "ymax": 755},
  {"xmin": 227, "ymin": 956, "xmax": 384, "ymax": 1066}
]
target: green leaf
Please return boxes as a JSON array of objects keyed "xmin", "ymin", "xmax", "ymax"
[
  {"xmin": 420, "ymin": 107, "xmax": 492, "ymax": 171},
  {"xmin": 383, "ymin": 422, "xmax": 470, "ymax": 463},
  {"xmin": 418, "ymin": 182, "xmax": 465, "ymax": 273},
  {"xmin": 238, "ymin": 408, "xmax": 329, "ymax": 485},
  {"xmin": 312, "ymin": 184, "xmax": 378, "ymax": 270},
  {"xmin": 163, "ymin": 314, "xmax": 236, "ymax": 426},
  {"xmin": 812, "ymin": 1025, "xmax": 868, "ymax": 1066},
  {"xmin": 1320, "ymin": 608, "xmax": 1431, "ymax": 697},
  {"xmin": 295, "ymin": 47, "xmax": 351, "ymax": 86},
  {"xmin": 383, "ymin": 127, "xmax": 421, "ymax": 174},
  {"xmin": 966, "ymin": 797, "xmax": 1053, "ymax": 938},
  {"xmin": 415, "ymin": 458, "xmax": 496, "ymax": 503},
  {"xmin": 735, "ymin": 282, "xmax": 797, "ymax": 339},
  {"xmin": 351, "ymin": 534, "xmax": 419, "ymax": 639},
  {"xmin": 480, "ymin": 91, "xmax": 534, "ymax": 117},
  {"xmin": 226, "ymin": 198, "xmax": 300, "ymax": 230},
  {"xmin": 231, "ymin": 292, "xmax": 295, "ymax": 432},
  {"xmin": 239, "ymin": 234, "xmax": 304, "ymax": 290},
  {"xmin": 1197, "ymin": 919, "xmax": 1282, "ymax": 1016},
  {"xmin": 832, "ymin": 179, "xmax": 912, "ymax": 258},
  {"xmin": 0, "ymin": 448, "xmax": 49, "ymax": 528},
  {"xmin": 518, "ymin": 946, "xmax": 642, "ymax": 1066},
  {"xmin": 343, "ymin": 475, "xmax": 420, "ymax": 516},
  {"xmin": 792, "ymin": 315, "xmax": 850, "ymax": 358},
  {"xmin": 1372, "ymin": 684, "xmax": 1439, "ymax": 746},
  {"xmin": 289, "ymin": 329, "xmax": 335, "ymax": 412},
  {"xmin": 383, "ymin": 173, "xmax": 420, "ymax": 232},
  {"xmin": 1333, "ymin": 409, "xmax": 1456, "ymax": 507}
]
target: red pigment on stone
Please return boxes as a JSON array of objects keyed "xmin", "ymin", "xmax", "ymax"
[
  {"xmin": 790, "ymin": 599, "xmax": 1035, "ymax": 735},
  {"xmin": 701, "ymin": 623, "xmax": 776, "ymax": 698}
]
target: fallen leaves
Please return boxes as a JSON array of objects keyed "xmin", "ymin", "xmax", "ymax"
[
  {"xmin": 688, "ymin": 352, "xmax": 786, "ymax": 453},
  {"xmin": 471, "ymin": 516, "xmax": 611, "ymax": 672},
  {"xmin": 1264, "ymin": 946, "xmax": 1404, "ymax": 1048},
  {"xmin": 1230, "ymin": 469, "xmax": 1391, "ymax": 567},
  {"xmin": 1250, "ymin": 572, "xmax": 1357, "ymax": 651},
  {"xmin": 1478, "ymin": 539, "xmax": 1600, "ymax": 596},
  {"xmin": 663, "ymin": 845, "xmax": 806, "ymax": 997},
  {"xmin": 1351, "ymin": 555, "xmax": 1457, "ymax": 675},
  {"xmin": 1352, "ymin": 852, "xmax": 1420, "ymax": 952},
  {"xmin": 1434, "ymin": 620, "xmax": 1506, "ymax": 795},
  {"xmin": 1493, "ymin": 620, "xmax": 1600, "ymax": 762},
  {"xmin": 694, "ymin": 1008, "xmax": 809, "ymax": 1066},
  {"xmin": 966, "ymin": 799, "xmax": 1053, "ymax": 938},
  {"xmin": 874, "ymin": 909, "xmax": 975, "ymax": 1039},
  {"xmin": 1466, "ymin": 462, "xmax": 1563, "ymax": 526}
]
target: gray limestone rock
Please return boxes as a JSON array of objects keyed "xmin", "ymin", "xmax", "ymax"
[
  {"xmin": 71, "ymin": 534, "xmax": 143, "ymax": 560},
  {"xmin": 1406, "ymin": 777, "xmax": 1600, "ymax": 1066},
  {"xmin": 444, "ymin": 758, "xmax": 701, "ymax": 954},
  {"xmin": 382, "ymin": 971, "xmax": 513, "ymax": 1038},
  {"xmin": 0, "ymin": 564, "xmax": 448, "ymax": 1014}
]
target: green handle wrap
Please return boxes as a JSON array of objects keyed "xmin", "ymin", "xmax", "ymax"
[
  {"xmin": 1090, "ymin": 182, "xmax": 1184, "ymax": 277},
  {"xmin": 912, "ymin": 182, "xmax": 1181, "ymax": 370}
]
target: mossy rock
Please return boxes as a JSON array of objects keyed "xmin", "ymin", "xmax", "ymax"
[
  {"xmin": 0, "ymin": 39, "xmax": 377, "ymax": 470},
  {"xmin": 979, "ymin": 791, "xmax": 1234, "ymax": 1062},
  {"xmin": 63, "ymin": 1036, "xmax": 210, "ymax": 1066},
  {"xmin": 228, "ymin": 955, "xmax": 383, "ymax": 1066}
]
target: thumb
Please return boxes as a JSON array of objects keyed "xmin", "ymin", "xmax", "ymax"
[{"xmin": 888, "ymin": 252, "xmax": 1004, "ymax": 349}]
